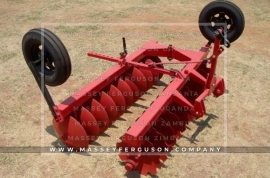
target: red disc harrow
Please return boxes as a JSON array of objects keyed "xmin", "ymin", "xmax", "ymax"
[{"xmin": 22, "ymin": 0, "xmax": 245, "ymax": 175}]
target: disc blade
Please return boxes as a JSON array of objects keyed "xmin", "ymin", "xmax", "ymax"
[
  {"xmin": 145, "ymin": 58, "xmax": 160, "ymax": 84},
  {"xmin": 79, "ymin": 107, "xmax": 100, "ymax": 142},
  {"xmin": 53, "ymin": 116, "xmax": 88, "ymax": 150},
  {"xmin": 117, "ymin": 79, "xmax": 134, "ymax": 107},
  {"xmin": 116, "ymin": 141, "xmax": 129, "ymax": 160},
  {"xmin": 146, "ymin": 128, "xmax": 168, "ymax": 162},
  {"xmin": 90, "ymin": 99, "xmax": 110, "ymax": 133},
  {"xmin": 100, "ymin": 91, "xmax": 118, "ymax": 124},
  {"xmin": 149, "ymin": 57, "xmax": 164, "ymax": 79},
  {"xmin": 137, "ymin": 141, "xmax": 161, "ymax": 176},
  {"xmin": 148, "ymin": 127, "xmax": 167, "ymax": 149},
  {"xmin": 125, "ymin": 140, "xmax": 160, "ymax": 176},
  {"xmin": 131, "ymin": 67, "xmax": 148, "ymax": 91},
  {"xmin": 138, "ymin": 64, "xmax": 154, "ymax": 89},
  {"xmin": 109, "ymin": 85, "xmax": 126, "ymax": 116},
  {"xmin": 161, "ymin": 111, "xmax": 182, "ymax": 139},
  {"xmin": 139, "ymin": 161, "xmax": 157, "ymax": 176},
  {"xmin": 155, "ymin": 118, "xmax": 176, "ymax": 148},
  {"xmin": 168, "ymin": 103, "xmax": 189, "ymax": 132},
  {"xmin": 145, "ymin": 59, "xmax": 160, "ymax": 84},
  {"xmin": 125, "ymin": 74, "xmax": 141, "ymax": 101},
  {"xmin": 160, "ymin": 154, "xmax": 167, "ymax": 162}
]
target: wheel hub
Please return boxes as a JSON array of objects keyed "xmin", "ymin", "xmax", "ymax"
[{"xmin": 210, "ymin": 12, "xmax": 233, "ymax": 31}]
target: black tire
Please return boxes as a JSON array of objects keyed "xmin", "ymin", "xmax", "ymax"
[
  {"xmin": 199, "ymin": 0, "xmax": 245, "ymax": 43},
  {"xmin": 22, "ymin": 28, "xmax": 71, "ymax": 86}
]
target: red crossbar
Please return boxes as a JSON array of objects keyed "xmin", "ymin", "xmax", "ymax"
[{"xmin": 54, "ymin": 39, "xmax": 223, "ymax": 124}]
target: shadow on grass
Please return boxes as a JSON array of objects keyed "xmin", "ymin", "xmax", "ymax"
[
  {"xmin": 156, "ymin": 80, "xmax": 167, "ymax": 87},
  {"xmin": 182, "ymin": 113, "xmax": 218, "ymax": 144},
  {"xmin": 132, "ymin": 103, "xmax": 148, "ymax": 110},
  {"xmin": 45, "ymin": 125, "xmax": 57, "ymax": 138}
]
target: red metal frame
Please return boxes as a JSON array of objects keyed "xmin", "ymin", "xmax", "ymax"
[
  {"xmin": 117, "ymin": 38, "xmax": 225, "ymax": 144},
  {"xmin": 51, "ymin": 33, "xmax": 225, "ymax": 175},
  {"xmin": 114, "ymin": 37, "xmax": 225, "ymax": 174},
  {"xmin": 54, "ymin": 37, "xmax": 224, "ymax": 121}
]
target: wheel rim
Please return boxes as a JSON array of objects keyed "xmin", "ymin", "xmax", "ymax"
[
  {"xmin": 209, "ymin": 12, "xmax": 234, "ymax": 34},
  {"xmin": 30, "ymin": 42, "xmax": 55, "ymax": 77}
]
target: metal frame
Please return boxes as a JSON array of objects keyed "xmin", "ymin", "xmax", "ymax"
[{"xmin": 32, "ymin": 28, "xmax": 226, "ymax": 175}]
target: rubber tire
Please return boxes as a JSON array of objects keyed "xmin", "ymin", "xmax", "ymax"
[
  {"xmin": 22, "ymin": 28, "xmax": 71, "ymax": 86},
  {"xmin": 199, "ymin": 0, "xmax": 245, "ymax": 43}
]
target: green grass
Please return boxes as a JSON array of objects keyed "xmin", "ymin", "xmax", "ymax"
[
  {"xmin": 231, "ymin": 60, "xmax": 251, "ymax": 76},
  {"xmin": 125, "ymin": 6, "xmax": 148, "ymax": 11},
  {"xmin": 88, "ymin": 10, "xmax": 130, "ymax": 19},
  {"xmin": 55, "ymin": 25, "xmax": 101, "ymax": 35},
  {"xmin": 55, "ymin": 26, "xmax": 79, "ymax": 34},
  {"xmin": 88, "ymin": 10, "xmax": 115, "ymax": 19},
  {"xmin": 2, "ymin": 52, "xmax": 17, "ymax": 62},
  {"xmin": 115, "ymin": 12, "xmax": 129, "ymax": 18},
  {"xmin": 143, "ymin": 0, "xmax": 157, "ymax": 4},
  {"xmin": 18, "ymin": 10, "xmax": 41, "ymax": 22}
]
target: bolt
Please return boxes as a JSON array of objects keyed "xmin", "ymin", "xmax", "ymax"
[
  {"xmin": 56, "ymin": 112, "xmax": 60, "ymax": 116},
  {"xmin": 212, "ymin": 55, "xmax": 216, "ymax": 59},
  {"xmin": 216, "ymin": 89, "xmax": 220, "ymax": 94},
  {"xmin": 62, "ymin": 134, "xmax": 67, "ymax": 140},
  {"xmin": 195, "ymin": 112, "xmax": 198, "ymax": 115},
  {"xmin": 53, "ymin": 106, "xmax": 58, "ymax": 111},
  {"xmin": 212, "ymin": 83, "xmax": 216, "ymax": 86}
]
